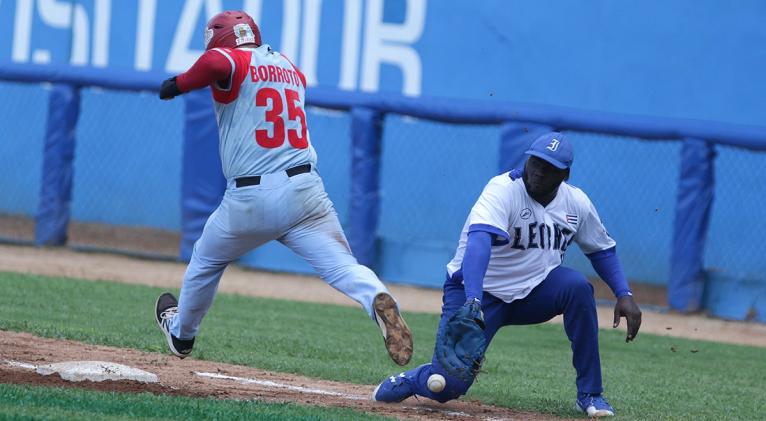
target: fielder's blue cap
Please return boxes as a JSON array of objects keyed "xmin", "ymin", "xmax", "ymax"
[{"xmin": 525, "ymin": 132, "xmax": 574, "ymax": 169}]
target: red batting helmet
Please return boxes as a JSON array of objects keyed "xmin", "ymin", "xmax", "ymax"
[{"xmin": 204, "ymin": 11, "xmax": 262, "ymax": 50}]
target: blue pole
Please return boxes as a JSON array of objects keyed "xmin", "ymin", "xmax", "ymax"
[
  {"xmin": 668, "ymin": 138, "xmax": 716, "ymax": 311},
  {"xmin": 35, "ymin": 84, "xmax": 80, "ymax": 246},
  {"xmin": 349, "ymin": 107, "xmax": 383, "ymax": 267}
]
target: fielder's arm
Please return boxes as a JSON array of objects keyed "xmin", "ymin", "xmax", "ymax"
[
  {"xmin": 462, "ymin": 230, "xmax": 492, "ymax": 303},
  {"xmin": 587, "ymin": 248, "xmax": 642, "ymax": 342}
]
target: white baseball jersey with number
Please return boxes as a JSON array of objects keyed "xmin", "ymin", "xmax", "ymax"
[
  {"xmin": 209, "ymin": 44, "xmax": 317, "ymax": 179},
  {"xmin": 446, "ymin": 173, "xmax": 616, "ymax": 303}
]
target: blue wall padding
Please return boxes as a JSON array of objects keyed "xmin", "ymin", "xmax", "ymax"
[
  {"xmin": 669, "ymin": 139, "xmax": 715, "ymax": 311},
  {"xmin": 35, "ymin": 84, "xmax": 79, "ymax": 246},
  {"xmin": 0, "ymin": 63, "xmax": 165, "ymax": 92},
  {"xmin": 703, "ymin": 274, "xmax": 766, "ymax": 321},
  {"xmin": 703, "ymin": 148, "xmax": 766, "ymax": 321},
  {"xmin": 498, "ymin": 122, "xmax": 552, "ymax": 173},
  {"xmin": 180, "ymin": 90, "xmax": 225, "ymax": 260},
  {"xmin": 349, "ymin": 108, "xmax": 383, "ymax": 266}
]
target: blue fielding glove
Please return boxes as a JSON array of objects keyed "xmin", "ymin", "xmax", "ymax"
[{"xmin": 434, "ymin": 299, "xmax": 487, "ymax": 383}]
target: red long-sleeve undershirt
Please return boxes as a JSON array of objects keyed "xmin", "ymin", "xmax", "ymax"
[{"xmin": 176, "ymin": 50, "xmax": 232, "ymax": 92}]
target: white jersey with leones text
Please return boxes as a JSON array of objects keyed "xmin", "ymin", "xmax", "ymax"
[
  {"xmin": 209, "ymin": 44, "xmax": 317, "ymax": 180},
  {"xmin": 446, "ymin": 173, "xmax": 616, "ymax": 303}
]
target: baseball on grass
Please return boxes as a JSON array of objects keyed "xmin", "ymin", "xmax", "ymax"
[{"xmin": 427, "ymin": 374, "xmax": 446, "ymax": 393}]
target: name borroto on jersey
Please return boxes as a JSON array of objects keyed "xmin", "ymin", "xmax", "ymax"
[{"xmin": 249, "ymin": 64, "xmax": 303, "ymax": 88}]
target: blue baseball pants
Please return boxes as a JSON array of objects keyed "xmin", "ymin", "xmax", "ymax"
[{"xmin": 405, "ymin": 265, "xmax": 603, "ymax": 402}]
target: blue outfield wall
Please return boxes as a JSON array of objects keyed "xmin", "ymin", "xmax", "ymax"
[
  {"xmin": 0, "ymin": 81, "xmax": 183, "ymax": 231},
  {"xmin": 2, "ymin": 66, "xmax": 766, "ymax": 321},
  {"xmin": 72, "ymin": 89, "xmax": 184, "ymax": 230},
  {"xmin": 560, "ymin": 135, "xmax": 681, "ymax": 285},
  {"xmin": 376, "ymin": 117, "xmax": 502, "ymax": 284},
  {"xmin": 0, "ymin": 82, "xmax": 47, "ymax": 216}
]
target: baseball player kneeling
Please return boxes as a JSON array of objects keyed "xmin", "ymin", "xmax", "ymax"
[
  {"xmin": 153, "ymin": 11, "xmax": 412, "ymax": 367},
  {"xmin": 372, "ymin": 132, "xmax": 642, "ymax": 417}
]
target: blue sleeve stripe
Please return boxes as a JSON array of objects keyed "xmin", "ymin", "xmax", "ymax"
[{"xmin": 468, "ymin": 223, "xmax": 510, "ymax": 241}]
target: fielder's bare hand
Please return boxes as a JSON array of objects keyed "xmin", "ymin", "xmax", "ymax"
[{"xmin": 613, "ymin": 295, "xmax": 641, "ymax": 342}]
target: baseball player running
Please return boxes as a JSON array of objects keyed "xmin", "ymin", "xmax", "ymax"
[
  {"xmin": 153, "ymin": 11, "xmax": 412, "ymax": 366},
  {"xmin": 372, "ymin": 132, "xmax": 642, "ymax": 417}
]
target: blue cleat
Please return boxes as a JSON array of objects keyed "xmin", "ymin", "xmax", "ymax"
[
  {"xmin": 372, "ymin": 371, "xmax": 417, "ymax": 403},
  {"xmin": 576, "ymin": 393, "xmax": 615, "ymax": 417}
]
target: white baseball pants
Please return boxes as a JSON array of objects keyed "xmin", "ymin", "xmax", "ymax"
[{"xmin": 169, "ymin": 169, "xmax": 389, "ymax": 340}]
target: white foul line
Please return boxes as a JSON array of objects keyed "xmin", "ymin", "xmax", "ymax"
[
  {"xmin": 194, "ymin": 371, "xmax": 368, "ymax": 400},
  {"xmin": 401, "ymin": 406, "xmax": 474, "ymax": 417},
  {"xmin": 194, "ymin": 371, "xmax": 511, "ymax": 420}
]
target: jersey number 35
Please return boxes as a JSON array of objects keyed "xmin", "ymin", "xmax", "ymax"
[{"xmin": 255, "ymin": 87, "xmax": 308, "ymax": 149}]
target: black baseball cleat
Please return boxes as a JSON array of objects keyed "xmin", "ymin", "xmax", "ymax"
[
  {"xmin": 155, "ymin": 292, "xmax": 195, "ymax": 358},
  {"xmin": 374, "ymin": 292, "xmax": 413, "ymax": 366}
]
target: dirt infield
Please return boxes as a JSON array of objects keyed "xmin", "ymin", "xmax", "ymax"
[{"xmin": 0, "ymin": 330, "xmax": 557, "ymax": 421}]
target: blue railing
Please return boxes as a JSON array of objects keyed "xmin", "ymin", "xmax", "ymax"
[{"xmin": 2, "ymin": 63, "xmax": 765, "ymax": 148}]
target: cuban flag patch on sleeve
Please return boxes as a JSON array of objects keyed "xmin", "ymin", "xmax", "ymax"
[{"xmin": 566, "ymin": 214, "xmax": 578, "ymax": 225}]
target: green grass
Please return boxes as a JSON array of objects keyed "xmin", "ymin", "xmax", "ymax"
[
  {"xmin": 1, "ymin": 271, "xmax": 764, "ymax": 420},
  {"xmin": 0, "ymin": 383, "xmax": 391, "ymax": 420}
]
